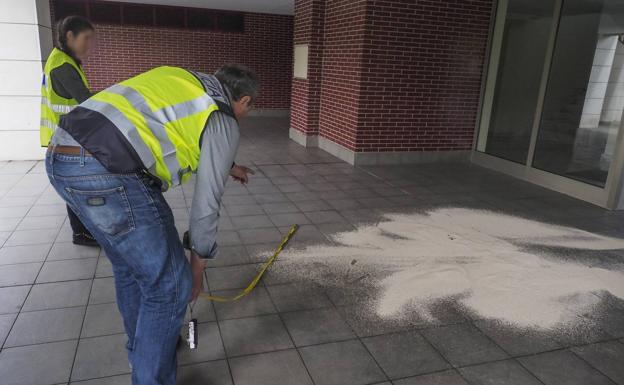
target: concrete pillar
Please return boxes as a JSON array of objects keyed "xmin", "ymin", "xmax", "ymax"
[{"xmin": 0, "ymin": 0, "xmax": 53, "ymax": 161}]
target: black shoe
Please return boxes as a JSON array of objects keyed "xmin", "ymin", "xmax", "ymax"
[{"xmin": 72, "ymin": 233, "xmax": 99, "ymax": 247}]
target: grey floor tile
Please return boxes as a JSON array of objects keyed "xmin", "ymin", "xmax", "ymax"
[
  {"xmin": 278, "ymin": 183, "xmax": 309, "ymax": 193},
  {"xmin": 36, "ymin": 258, "xmax": 97, "ymax": 283},
  {"xmin": 284, "ymin": 224, "xmax": 326, "ymax": 243},
  {"xmin": 229, "ymin": 349, "xmax": 313, "ymax": 385},
  {"xmin": 518, "ymin": 349, "xmax": 615, "ymax": 385},
  {"xmin": 0, "ymin": 339, "xmax": 77, "ymax": 385},
  {"xmin": 185, "ymin": 296, "xmax": 216, "ymax": 323},
  {"xmin": 261, "ymin": 202, "xmax": 299, "ymax": 214},
  {"xmin": 270, "ymin": 176, "xmax": 300, "ymax": 185},
  {"xmin": 0, "ymin": 205, "xmax": 30, "ymax": 218},
  {"xmin": 459, "ymin": 360, "xmax": 542, "ymax": 385},
  {"xmin": 336, "ymin": 305, "xmax": 417, "ymax": 337},
  {"xmin": 362, "ymin": 331, "xmax": 450, "ymax": 379},
  {"xmin": 571, "ymin": 341, "xmax": 624, "ymax": 385},
  {"xmin": 0, "ymin": 262, "xmax": 41, "ymax": 286},
  {"xmin": 0, "ymin": 217, "xmax": 20, "ymax": 232},
  {"xmin": 393, "ymin": 370, "xmax": 469, "ymax": 385},
  {"xmin": 82, "ymin": 302, "xmax": 124, "ymax": 338},
  {"xmin": 0, "ymin": 312, "xmax": 16, "ymax": 344},
  {"xmin": 89, "ymin": 277, "xmax": 116, "ymax": 305},
  {"xmin": 282, "ymin": 307, "xmax": 355, "ymax": 346},
  {"xmin": 226, "ymin": 204, "xmax": 265, "ymax": 217},
  {"xmin": 47, "ymin": 242, "xmax": 100, "ymax": 260},
  {"xmin": 0, "ymin": 285, "xmax": 31, "ymax": 314},
  {"xmin": 254, "ymin": 193, "xmax": 290, "ymax": 204},
  {"xmin": 421, "ymin": 323, "xmax": 508, "ymax": 367},
  {"xmin": 71, "ymin": 334, "xmax": 130, "ymax": 381},
  {"xmin": 473, "ymin": 319, "xmax": 563, "ymax": 356},
  {"xmin": 220, "ymin": 314, "xmax": 293, "ymax": 356},
  {"xmin": 17, "ymin": 215, "xmax": 65, "ymax": 230},
  {"xmin": 304, "ymin": 210, "xmax": 347, "ymax": 225},
  {"xmin": 216, "ymin": 230, "xmax": 242, "ymax": 246},
  {"xmin": 27, "ymin": 204, "xmax": 67, "ymax": 217},
  {"xmin": 95, "ymin": 257, "xmax": 113, "ymax": 278},
  {"xmin": 294, "ymin": 200, "xmax": 333, "ymax": 212},
  {"xmin": 5, "ymin": 228, "xmax": 59, "ymax": 246},
  {"xmin": 326, "ymin": 199, "xmax": 364, "ymax": 210},
  {"xmin": 286, "ymin": 191, "xmax": 321, "ymax": 202},
  {"xmin": 213, "ymin": 286, "xmax": 276, "ymax": 320},
  {"xmin": 5, "ymin": 306, "xmax": 85, "ymax": 346},
  {"xmin": 245, "ymin": 243, "xmax": 278, "ymax": 262},
  {"xmin": 71, "ymin": 374, "xmax": 131, "ymax": 385},
  {"xmin": 177, "ymin": 360, "xmax": 232, "ymax": 385},
  {"xmin": 205, "ymin": 245, "xmax": 251, "ymax": 267},
  {"xmin": 238, "ymin": 227, "xmax": 284, "ymax": 245},
  {"xmin": 0, "ymin": 243, "xmax": 51, "ymax": 265},
  {"xmin": 206, "ymin": 264, "xmax": 262, "ymax": 291},
  {"xmin": 317, "ymin": 222, "xmax": 356, "ymax": 238},
  {"xmin": 299, "ymin": 339, "xmax": 386, "ymax": 385},
  {"xmin": 231, "ymin": 215, "xmax": 275, "ymax": 230},
  {"xmin": 265, "ymin": 283, "xmax": 333, "ymax": 312},
  {"xmin": 269, "ymin": 212, "xmax": 310, "ymax": 227},
  {"xmin": 177, "ymin": 321, "xmax": 226, "ymax": 364}
]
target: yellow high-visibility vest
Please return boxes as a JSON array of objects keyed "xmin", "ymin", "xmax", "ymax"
[
  {"xmin": 40, "ymin": 48, "xmax": 90, "ymax": 146},
  {"xmin": 80, "ymin": 66, "xmax": 225, "ymax": 189}
]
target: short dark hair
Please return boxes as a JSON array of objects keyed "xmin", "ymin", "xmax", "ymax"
[
  {"xmin": 55, "ymin": 15, "xmax": 94, "ymax": 52},
  {"xmin": 214, "ymin": 64, "xmax": 260, "ymax": 102}
]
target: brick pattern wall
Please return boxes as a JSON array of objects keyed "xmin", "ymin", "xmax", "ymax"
[
  {"xmin": 50, "ymin": 1, "xmax": 294, "ymax": 110},
  {"xmin": 290, "ymin": 0, "xmax": 493, "ymax": 153},
  {"xmin": 290, "ymin": 0, "xmax": 325, "ymax": 135},
  {"xmin": 356, "ymin": 0, "xmax": 493, "ymax": 152},
  {"xmin": 317, "ymin": 0, "xmax": 368, "ymax": 150}
]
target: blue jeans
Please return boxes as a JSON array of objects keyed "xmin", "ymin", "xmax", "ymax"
[{"xmin": 45, "ymin": 151, "xmax": 192, "ymax": 385}]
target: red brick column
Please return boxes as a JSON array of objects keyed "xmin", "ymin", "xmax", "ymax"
[
  {"xmin": 291, "ymin": 0, "xmax": 494, "ymax": 164},
  {"xmin": 290, "ymin": 0, "xmax": 325, "ymax": 144}
]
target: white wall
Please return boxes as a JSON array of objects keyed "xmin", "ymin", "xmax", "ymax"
[{"xmin": 0, "ymin": 0, "xmax": 52, "ymax": 160}]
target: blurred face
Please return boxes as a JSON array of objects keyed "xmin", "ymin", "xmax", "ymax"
[
  {"xmin": 232, "ymin": 95, "xmax": 254, "ymax": 120},
  {"xmin": 66, "ymin": 28, "xmax": 94, "ymax": 61}
]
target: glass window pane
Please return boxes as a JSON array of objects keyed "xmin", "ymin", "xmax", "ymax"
[
  {"xmin": 480, "ymin": 0, "xmax": 556, "ymax": 164},
  {"xmin": 533, "ymin": 0, "xmax": 624, "ymax": 187}
]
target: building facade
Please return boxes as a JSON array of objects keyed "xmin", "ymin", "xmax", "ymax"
[{"xmin": 1, "ymin": 0, "xmax": 623, "ymax": 209}]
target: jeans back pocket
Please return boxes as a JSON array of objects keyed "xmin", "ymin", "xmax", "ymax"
[{"xmin": 66, "ymin": 186, "xmax": 135, "ymax": 237}]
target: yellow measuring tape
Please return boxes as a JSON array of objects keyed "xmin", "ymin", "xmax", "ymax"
[{"xmin": 198, "ymin": 224, "xmax": 299, "ymax": 302}]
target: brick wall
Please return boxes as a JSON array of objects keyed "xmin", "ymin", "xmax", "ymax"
[
  {"xmin": 290, "ymin": 0, "xmax": 325, "ymax": 135},
  {"xmin": 317, "ymin": 0, "xmax": 368, "ymax": 150},
  {"xmin": 50, "ymin": 1, "xmax": 294, "ymax": 110},
  {"xmin": 356, "ymin": 0, "xmax": 493, "ymax": 152},
  {"xmin": 291, "ymin": 0, "xmax": 494, "ymax": 153}
]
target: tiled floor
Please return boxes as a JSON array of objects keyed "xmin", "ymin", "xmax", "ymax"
[{"xmin": 0, "ymin": 117, "xmax": 623, "ymax": 385}]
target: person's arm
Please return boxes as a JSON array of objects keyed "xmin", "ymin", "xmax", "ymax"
[
  {"xmin": 189, "ymin": 111, "xmax": 240, "ymax": 259},
  {"xmin": 50, "ymin": 63, "xmax": 92, "ymax": 103}
]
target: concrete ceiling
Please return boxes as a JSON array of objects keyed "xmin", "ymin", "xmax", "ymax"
[{"xmin": 105, "ymin": 0, "xmax": 294, "ymax": 15}]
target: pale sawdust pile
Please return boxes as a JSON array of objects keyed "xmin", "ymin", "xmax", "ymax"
[{"xmin": 277, "ymin": 208, "xmax": 624, "ymax": 329}]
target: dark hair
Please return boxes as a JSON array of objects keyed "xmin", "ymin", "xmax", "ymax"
[
  {"xmin": 55, "ymin": 15, "xmax": 94, "ymax": 52},
  {"xmin": 214, "ymin": 64, "xmax": 260, "ymax": 102}
]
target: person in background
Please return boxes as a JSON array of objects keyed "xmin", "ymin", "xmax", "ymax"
[{"xmin": 41, "ymin": 15, "xmax": 98, "ymax": 246}]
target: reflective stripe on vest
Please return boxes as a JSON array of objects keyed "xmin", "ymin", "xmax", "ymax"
[
  {"xmin": 80, "ymin": 66, "xmax": 223, "ymax": 189},
  {"xmin": 40, "ymin": 48, "xmax": 90, "ymax": 146}
]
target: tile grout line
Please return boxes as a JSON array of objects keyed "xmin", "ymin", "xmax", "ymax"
[
  {"xmin": 263, "ymin": 280, "xmax": 318, "ymax": 385},
  {"xmin": 66, "ymin": 255, "xmax": 98, "ymax": 383}
]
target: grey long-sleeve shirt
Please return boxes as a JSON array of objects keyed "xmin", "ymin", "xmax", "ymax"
[{"xmin": 189, "ymin": 111, "xmax": 240, "ymax": 258}]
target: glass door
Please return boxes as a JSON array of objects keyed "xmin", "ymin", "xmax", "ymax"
[
  {"xmin": 475, "ymin": 0, "xmax": 624, "ymax": 208},
  {"xmin": 532, "ymin": 0, "xmax": 624, "ymax": 187}
]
